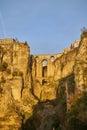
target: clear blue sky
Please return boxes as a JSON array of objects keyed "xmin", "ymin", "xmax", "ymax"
[{"xmin": 0, "ymin": 0, "xmax": 87, "ymax": 54}]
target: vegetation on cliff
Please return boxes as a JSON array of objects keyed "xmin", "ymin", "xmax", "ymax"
[
  {"xmin": 22, "ymin": 91, "xmax": 87, "ymax": 130},
  {"xmin": 67, "ymin": 91, "xmax": 87, "ymax": 130}
]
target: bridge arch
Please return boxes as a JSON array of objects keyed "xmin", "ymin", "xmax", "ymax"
[
  {"xmin": 42, "ymin": 59, "xmax": 48, "ymax": 77},
  {"xmin": 50, "ymin": 56, "xmax": 55, "ymax": 61}
]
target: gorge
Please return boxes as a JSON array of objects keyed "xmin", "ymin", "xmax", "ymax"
[{"xmin": 0, "ymin": 30, "xmax": 87, "ymax": 130}]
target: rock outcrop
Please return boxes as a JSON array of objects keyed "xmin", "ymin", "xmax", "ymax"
[{"xmin": 0, "ymin": 39, "xmax": 37, "ymax": 130}]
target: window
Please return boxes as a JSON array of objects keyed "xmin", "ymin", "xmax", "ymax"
[
  {"xmin": 42, "ymin": 59, "xmax": 47, "ymax": 66},
  {"xmin": 50, "ymin": 56, "xmax": 55, "ymax": 61},
  {"xmin": 42, "ymin": 59, "xmax": 47, "ymax": 77}
]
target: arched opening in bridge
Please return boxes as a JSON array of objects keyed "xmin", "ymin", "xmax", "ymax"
[
  {"xmin": 42, "ymin": 59, "xmax": 47, "ymax": 77},
  {"xmin": 50, "ymin": 56, "xmax": 55, "ymax": 61}
]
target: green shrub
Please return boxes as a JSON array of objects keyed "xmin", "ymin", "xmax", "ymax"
[
  {"xmin": 12, "ymin": 70, "xmax": 18, "ymax": 76},
  {"xmin": 0, "ymin": 76, "xmax": 6, "ymax": 83},
  {"xmin": 67, "ymin": 92, "xmax": 87, "ymax": 130},
  {"xmin": 18, "ymin": 71, "xmax": 23, "ymax": 76},
  {"xmin": 81, "ymin": 28, "xmax": 87, "ymax": 39},
  {"xmin": 24, "ymin": 41, "xmax": 28, "ymax": 45},
  {"xmin": 0, "ymin": 62, "xmax": 8, "ymax": 71},
  {"xmin": 6, "ymin": 68, "xmax": 11, "ymax": 74},
  {"xmin": 0, "ymin": 87, "xmax": 3, "ymax": 93},
  {"xmin": 12, "ymin": 69, "xmax": 23, "ymax": 77}
]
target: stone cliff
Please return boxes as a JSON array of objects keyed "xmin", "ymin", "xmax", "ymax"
[
  {"xmin": 0, "ymin": 39, "xmax": 37, "ymax": 130},
  {"xmin": 0, "ymin": 30, "xmax": 87, "ymax": 130}
]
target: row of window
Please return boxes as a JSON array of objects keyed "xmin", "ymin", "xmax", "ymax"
[{"xmin": 36, "ymin": 56, "xmax": 55, "ymax": 65}]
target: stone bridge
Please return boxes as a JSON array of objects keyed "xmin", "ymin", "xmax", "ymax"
[{"xmin": 33, "ymin": 53, "xmax": 61, "ymax": 85}]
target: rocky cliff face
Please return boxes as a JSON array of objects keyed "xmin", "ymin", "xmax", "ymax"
[
  {"xmin": 0, "ymin": 39, "xmax": 37, "ymax": 130},
  {"xmin": 0, "ymin": 31, "xmax": 87, "ymax": 130}
]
